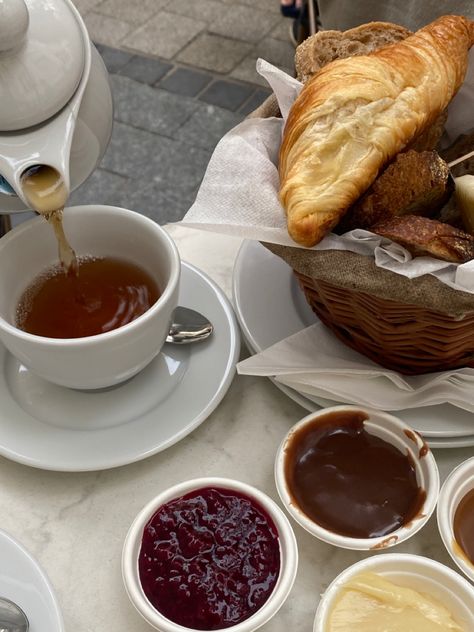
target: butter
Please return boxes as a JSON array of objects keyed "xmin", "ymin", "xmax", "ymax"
[
  {"xmin": 326, "ymin": 572, "xmax": 464, "ymax": 631},
  {"xmin": 455, "ymin": 175, "xmax": 474, "ymax": 235}
]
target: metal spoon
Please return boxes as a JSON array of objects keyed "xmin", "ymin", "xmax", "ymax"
[
  {"xmin": 0, "ymin": 597, "xmax": 28, "ymax": 632},
  {"xmin": 166, "ymin": 306, "xmax": 213, "ymax": 344}
]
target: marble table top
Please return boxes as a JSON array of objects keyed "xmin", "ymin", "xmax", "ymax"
[{"xmin": 0, "ymin": 223, "xmax": 472, "ymax": 632}]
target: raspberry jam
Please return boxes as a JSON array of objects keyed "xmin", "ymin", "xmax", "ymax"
[{"xmin": 138, "ymin": 487, "xmax": 281, "ymax": 630}]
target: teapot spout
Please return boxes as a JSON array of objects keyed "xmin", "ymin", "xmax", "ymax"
[
  {"xmin": 0, "ymin": 101, "xmax": 74, "ymax": 209},
  {"xmin": 20, "ymin": 165, "xmax": 69, "ymax": 215}
]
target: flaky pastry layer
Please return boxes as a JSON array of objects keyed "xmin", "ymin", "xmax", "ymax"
[{"xmin": 279, "ymin": 15, "xmax": 474, "ymax": 247}]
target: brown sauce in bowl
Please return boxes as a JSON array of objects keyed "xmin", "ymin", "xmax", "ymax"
[
  {"xmin": 284, "ymin": 410, "xmax": 426, "ymax": 539},
  {"xmin": 453, "ymin": 487, "xmax": 474, "ymax": 565}
]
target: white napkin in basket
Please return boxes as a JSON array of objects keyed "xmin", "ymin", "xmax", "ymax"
[{"xmin": 237, "ymin": 322, "xmax": 474, "ymax": 412}]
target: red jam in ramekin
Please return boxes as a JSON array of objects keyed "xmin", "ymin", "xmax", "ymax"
[{"xmin": 138, "ymin": 487, "xmax": 281, "ymax": 630}]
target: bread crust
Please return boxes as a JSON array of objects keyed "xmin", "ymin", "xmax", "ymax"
[
  {"xmin": 295, "ymin": 21, "xmax": 412, "ymax": 83},
  {"xmin": 371, "ymin": 215, "xmax": 474, "ymax": 263},
  {"xmin": 340, "ymin": 150, "xmax": 453, "ymax": 231},
  {"xmin": 279, "ymin": 15, "xmax": 474, "ymax": 247}
]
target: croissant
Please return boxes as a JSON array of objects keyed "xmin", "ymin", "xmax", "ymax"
[{"xmin": 279, "ymin": 15, "xmax": 474, "ymax": 247}]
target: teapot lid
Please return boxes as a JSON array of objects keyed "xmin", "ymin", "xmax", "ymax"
[{"xmin": 0, "ymin": 0, "xmax": 85, "ymax": 132}]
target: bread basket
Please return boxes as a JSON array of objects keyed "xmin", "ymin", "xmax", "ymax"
[
  {"xmin": 250, "ymin": 21, "xmax": 474, "ymax": 377},
  {"xmin": 262, "ymin": 242, "xmax": 474, "ymax": 376}
]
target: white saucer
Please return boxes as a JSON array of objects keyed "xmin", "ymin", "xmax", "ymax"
[
  {"xmin": 232, "ymin": 240, "xmax": 474, "ymax": 449},
  {"xmin": 0, "ymin": 262, "xmax": 240, "ymax": 471},
  {"xmin": 0, "ymin": 529, "xmax": 64, "ymax": 632}
]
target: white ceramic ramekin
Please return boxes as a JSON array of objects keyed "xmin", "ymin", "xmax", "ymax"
[
  {"xmin": 313, "ymin": 553, "xmax": 474, "ymax": 632},
  {"xmin": 437, "ymin": 456, "xmax": 474, "ymax": 583},
  {"xmin": 0, "ymin": 205, "xmax": 180, "ymax": 389},
  {"xmin": 275, "ymin": 405, "xmax": 439, "ymax": 550},
  {"xmin": 122, "ymin": 477, "xmax": 298, "ymax": 632}
]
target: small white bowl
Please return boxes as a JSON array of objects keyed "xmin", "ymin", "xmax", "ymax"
[
  {"xmin": 437, "ymin": 456, "xmax": 474, "ymax": 583},
  {"xmin": 122, "ymin": 477, "xmax": 298, "ymax": 632},
  {"xmin": 275, "ymin": 405, "xmax": 440, "ymax": 550},
  {"xmin": 313, "ymin": 553, "xmax": 474, "ymax": 632}
]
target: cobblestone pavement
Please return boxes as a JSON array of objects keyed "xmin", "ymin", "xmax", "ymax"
[
  {"xmin": 11, "ymin": 0, "xmax": 290, "ymax": 228},
  {"xmin": 74, "ymin": 0, "xmax": 295, "ymax": 86}
]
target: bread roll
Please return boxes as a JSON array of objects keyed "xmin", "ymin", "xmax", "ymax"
[
  {"xmin": 371, "ymin": 215, "xmax": 474, "ymax": 263},
  {"xmin": 339, "ymin": 150, "xmax": 453, "ymax": 231},
  {"xmin": 295, "ymin": 21, "xmax": 411, "ymax": 83},
  {"xmin": 279, "ymin": 15, "xmax": 474, "ymax": 247}
]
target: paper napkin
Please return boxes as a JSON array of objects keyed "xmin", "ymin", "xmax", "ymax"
[{"xmin": 237, "ymin": 322, "xmax": 474, "ymax": 412}]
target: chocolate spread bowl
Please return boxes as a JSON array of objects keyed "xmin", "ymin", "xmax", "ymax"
[
  {"xmin": 274, "ymin": 405, "xmax": 440, "ymax": 551},
  {"xmin": 122, "ymin": 477, "xmax": 298, "ymax": 632},
  {"xmin": 437, "ymin": 456, "xmax": 474, "ymax": 583}
]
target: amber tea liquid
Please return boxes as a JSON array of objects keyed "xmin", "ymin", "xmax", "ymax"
[
  {"xmin": 16, "ymin": 257, "xmax": 160, "ymax": 338},
  {"xmin": 21, "ymin": 165, "xmax": 77, "ymax": 272}
]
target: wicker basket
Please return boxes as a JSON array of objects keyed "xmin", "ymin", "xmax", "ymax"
[
  {"xmin": 263, "ymin": 243, "xmax": 474, "ymax": 376},
  {"xmin": 295, "ymin": 271, "xmax": 474, "ymax": 375}
]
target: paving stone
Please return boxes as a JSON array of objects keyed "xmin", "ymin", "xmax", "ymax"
[
  {"xmin": 83, "ymin": 12, "xmax": 133, "ymax": 47},
  {"xmin": 147, "ymin": 141, "xmax": 212, "ymax": 194},
  {"xmin": 110, "ymin": 75, "xmax": 198, "ymax": 137},
  {"xmin": 101, "ymin": 122, "xmax": 211, "ymax": 193},
  {"xmin": 255, "ymin": 36, "xmax": 295, "ymax": 69},
  {"xmin": 122, "ymin": 12, "xmax": 206, "ymax": 60},
  {"xmin": 177, "ymin": 33, "xmax": 251, "ymax": 73},
  {"xmin": 218, "ymin": 0, "xmax": 281, "ymax": 14},
  {"xmin": 168, "ymin": 0, "xmax": 224, "ymax": 23},
  {"xmin": 239, "ymin": 88, "xmax": 272, "ymax": 116},
  {"xmin": 126, "ymin": 181, "xmax": 199, "ymax": 224},
  {"xmin": 271, "ymin": 16, "xmax": 292, "ymax": 41},
  {"xmin": 159, "ymin": 67, "xmax": 213, "ymax": 97},
  {"xmin": 68, "ymin": 169, "xmax": 130, "ymax": 208},
  {"xmin": 199, "ymin": 80, "xmax": 254, "ymax": 111},
  {"xmin": 72, "ymin": 0, "xmax": 102, "ymax": 15},
  {"xmin": 229, "ymin": 55, "xmax": 269, "ymax": 87},
  {"xmin": 175, "ymin": 103, "xmax": 244, "ymax": 150},
  {"xmin": 119, "ymin": 56, "xmax": 173, "ymax": 85},
  {"xmin": 96, "ymin": 44, "xmax": 133, "ymax": 73},
  {"xmin": 209, "ymin": 4, "xmax": 279, "ymax": 44},
  {"xmin": 100, "ymin": 122, "xmax": 166, "ymax": 176},
  {"xmin": 94, "ymin": 0, "xmax": 164, "ymax": 25}
]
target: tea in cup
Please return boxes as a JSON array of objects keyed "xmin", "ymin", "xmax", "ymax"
[{"xmin": 0, "ymin": 205, "xmax": 180, "ymax": 389}]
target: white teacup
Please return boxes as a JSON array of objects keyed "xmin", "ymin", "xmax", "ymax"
[{"xmin": 0, "ymin": 205, "xmax": 180, "ymax": 389}]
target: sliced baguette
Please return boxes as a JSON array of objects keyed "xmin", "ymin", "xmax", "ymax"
[
  {"xmin": 371, "ymin": 215, "xmax": 474, "ymax": 263},
  {"xmin": 295, "ymin": 21, "xmax": 411, "ymax": 83}
]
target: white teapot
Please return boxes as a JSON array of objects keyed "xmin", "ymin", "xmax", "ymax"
[{"xmin": 0, "ymin": 0, "xmax": 113, "ymax": 212}]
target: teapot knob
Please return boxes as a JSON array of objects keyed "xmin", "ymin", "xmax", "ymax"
[{"xmin": 0, "ymin": 0, "xmax": 29, "ymax": 52}]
